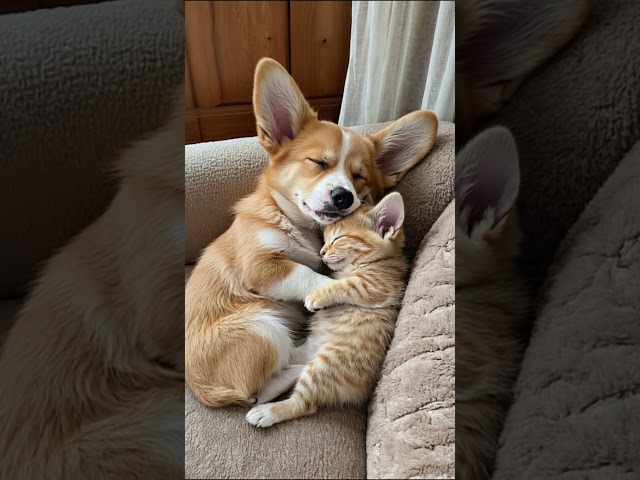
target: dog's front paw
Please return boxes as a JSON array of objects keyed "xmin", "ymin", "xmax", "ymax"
[{"xmin": 246, "ymin": 404, "xmax": 280, "ymax": 428}]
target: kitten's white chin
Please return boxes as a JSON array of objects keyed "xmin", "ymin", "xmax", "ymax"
[{"xmin": 324, "ymin": 259, "xmax": 345, "ymax": 271}]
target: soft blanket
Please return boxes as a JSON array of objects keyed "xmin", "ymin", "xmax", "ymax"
[{"xmin": 492, "ymin": 141, "xmax": 640, "ymax": 479}]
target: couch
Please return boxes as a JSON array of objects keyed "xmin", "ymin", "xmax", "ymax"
[
  {"xmin": 480, "ymin": 0, "xmax": 640, "ymax": 477},
  {"xmin": 184, "ymin": 121, "xmax": 456, "ymax": 479}
]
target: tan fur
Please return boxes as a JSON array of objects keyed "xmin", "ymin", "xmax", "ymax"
[
  {"xmin": 0, "ymin": 93, "xmax": 185, "ymax": 477},
  {"xmin": 245, "ymin": 193, "xmax": 407, "ymax": 427},
  {"xmin": 185, "ymin": 58, "xmax": 437, "ymax": 409}
]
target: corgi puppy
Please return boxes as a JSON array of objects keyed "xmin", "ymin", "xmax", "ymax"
[
  {"xmin": 456, "ymin": 0, "xmax": 592, "ymax": 141},
  {"xmin": 185, "ymin": 58, "xmax": 438, "ymax": 408},
  {"xmin": 0, "ymin": 4, "xmax": 186, "ymax": 478}
]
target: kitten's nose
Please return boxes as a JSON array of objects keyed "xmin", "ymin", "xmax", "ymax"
[
  {"xmin": 320, "ymin": 249, "xmax": 326, "ymax": 257},
  {"xmin": 330, "ymin": 187, "xmax": 354, "ymax": 210}
]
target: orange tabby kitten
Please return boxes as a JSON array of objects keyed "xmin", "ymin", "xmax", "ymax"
[
  {"xmin": 456, "ymin": 127, "xmax": 529, "ymax": 480},
  {"xmin": 245, "ymin": 192, "xmax": 407, "ymax": 427}
]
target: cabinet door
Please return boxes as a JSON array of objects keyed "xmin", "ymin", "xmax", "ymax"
[
  {"xmin": 185, "ymin": 0, "xmax": 351, "ymax": 143},
  {"xmin": 289, "ymin": 1, "xmax": 351, "ymax": 128},
  {"xmin": 185, "ymin": 1, "xmax": 289, "ymax": 143},
  {"xmin": 290, "ymin": 1, "xmax": 351, "ymax": 98}
]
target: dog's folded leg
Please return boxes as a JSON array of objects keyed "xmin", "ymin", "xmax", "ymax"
[
  {"xmin": 244, "ymin": 257, "xmax": 335, "ymax": 303},
  {"xmin": 256, "ymin": 364, "xmax": 305, "ymax": 405}
]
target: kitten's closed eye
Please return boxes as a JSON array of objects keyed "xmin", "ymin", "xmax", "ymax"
[{"xmin": 331, "ymin": 235, "xmax": 345, "ymax": 245}]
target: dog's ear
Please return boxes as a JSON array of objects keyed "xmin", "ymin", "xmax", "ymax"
[
  {"xmin": 457, "ymin": 0, "xmax": 591, "ymax": 119},
  {"xmin": 253, "ymin": 58, "xmax": 317, "ymax": 154},
  {"xmin": 368, "ymin": 192, "xmax": 405, "ymax": 240},
  {"xmin": 367, "ymin": 110, "xmax": 438, "ymax": 189},
  {"xmin": 456, "ymin": 126, "xmax": 520, "ymax": 240}
]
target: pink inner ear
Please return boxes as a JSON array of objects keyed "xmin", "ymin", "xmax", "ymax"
[
  {"xmin": 266, "ymin": 96, "xmax": 294, "ymax": 144},
  {"xmin": 377, "ymin": 132, "xmax": 411, "ymax": 176},
  {"xmin": 375, "ymin": 196, "xmax": 404, "ymax": 236}
]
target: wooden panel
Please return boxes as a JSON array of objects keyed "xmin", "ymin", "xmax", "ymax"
[
  {"xmin": 185, "ymin": 48, "xmax": 195, "ymax": 109},
  {"xmin": 197, "ymin": 105, "xmax": 257, "ymax": 143},
  {"xmin": 194, "ymin": 96, "xmax": 344, "ymax": 143},
  {"xmin": 211, "ymin": 1, "xmax": 289, "ymax": 104},
  {"xmin": 185, "ymin": 1, "xmax": 221, "ymax": 107},
  {"xmin": 185, "ymin": 1, "xmax": 288, "ymax": 108},
  {"xmin": 185, "ymin": 112, "xmax": 201, "ymax": 145},
  {"xmin": 290, "ymin": 1, "xmax": 351, "ymax": 98}
]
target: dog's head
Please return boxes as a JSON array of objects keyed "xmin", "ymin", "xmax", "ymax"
[
  {"xmin": 456, "ymin": 126, "xmax": 522, "ymax": 284},
  {"xmin": 252, "ymin": 58, "xmax": 437, "ymax": 226}
]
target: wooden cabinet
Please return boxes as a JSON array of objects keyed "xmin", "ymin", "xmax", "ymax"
[{"xmin": 185, "ymin": 1, "xmax": 351, "ymax": 144}]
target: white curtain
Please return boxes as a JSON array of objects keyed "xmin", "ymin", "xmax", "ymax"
[{"xmin": 339, "ymin": 1, "xmax": 455, "ymax": 126}]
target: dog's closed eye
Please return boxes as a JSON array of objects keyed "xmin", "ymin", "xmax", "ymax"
[{"xmin": 308, "ymin": 158, "xmax": 329, "ymax": 170}]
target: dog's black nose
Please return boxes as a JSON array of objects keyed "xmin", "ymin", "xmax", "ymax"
[{"xmin": 330, "ymin": 187, "xmax": 354, "ymax": 210}]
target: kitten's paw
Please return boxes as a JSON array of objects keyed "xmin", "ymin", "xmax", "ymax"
[
  {"xmin": 304, "ymin": 291, "xmax": 330, "ymax": 312},
  {"xmin": 246, "ymin": 404, "xmax": 280, "ymax": 428}
]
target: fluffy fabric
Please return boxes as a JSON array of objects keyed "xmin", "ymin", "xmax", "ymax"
[
  {"xmin": 185, "ymin": 121, "xmax": 454, "ymax": 264},
  {"xmin": 0, "ymin": 0, "xmax": 183, "ymax": 297},
  {"xmin": 367, "ymin": 201, "xmax": 455, "ymax": 479},
  {"xmin": 492, "ymin": 142, "xmax": 640, "ymax": 479},
  {"xmin": 484, "ymin": 0, "xmax": 640, "ymax": 286}
]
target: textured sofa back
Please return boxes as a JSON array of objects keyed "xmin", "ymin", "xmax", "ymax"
[{"xmin": 0, "ymin": 0, "xmax": 183, "ymax": 297}]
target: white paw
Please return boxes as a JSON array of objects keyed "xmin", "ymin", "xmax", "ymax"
[
  {"xmin": 245, "ymin": 404, "xmax": 280, "ymax": 428},
  {"xmin": 304, "ymin": 296, "xmax": 322, "ymax": 312}
]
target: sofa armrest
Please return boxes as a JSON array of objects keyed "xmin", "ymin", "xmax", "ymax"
[{"xmin": 185, "ymin": 120, "xmax": 455, "ymax": 264}]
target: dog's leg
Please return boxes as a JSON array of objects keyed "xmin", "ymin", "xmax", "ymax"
[
  {"xmin": 289, "ymin": 342, "xmax": 310, "ymax": 364},
  {"xmin": 246, "ymin": 260, "xmax": 335, "ymax": 303},
  {"xmin": 256, "ymin": 364, "xmax": 304, "ymax": 405}
]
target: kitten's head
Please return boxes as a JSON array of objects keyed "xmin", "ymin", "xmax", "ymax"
[
  {"xmin": 456, "ymin": 126, "xmax": 522, "ymax": 283},
  {"xmin": 320, "ymin": 192, "xmax": 405, "ymax": 271}
]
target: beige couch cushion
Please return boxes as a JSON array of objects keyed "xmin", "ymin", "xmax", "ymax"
[
  {"xmin": 367, "ymin": 201, "xmax": 455, "ymax": 479},
  {"xmin": 492, "ymin": 142, "xmax": 640, "ymax": 479},
  {"xmin": 185, "ymin": 121, "xmax": 454, "ymax": 264}
]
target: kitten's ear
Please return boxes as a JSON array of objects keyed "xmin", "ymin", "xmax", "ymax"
[
  {"xmin": 456, "ymin": 126, "xmax": 520, "ymax": 240},
  {"xmin": 370, "ymin": 192, "xmax": 405, "ymax": 239},
  {"xmin": 367, "ymin": 110, "xmax": 438, "ymax": 189},
  {"xmin": 253, "ymin": 58, "xmax": 317, "ymax": 154},
  {"xmin": 457, "ymin": 0, "xmax": 591, "ymax": 118}
]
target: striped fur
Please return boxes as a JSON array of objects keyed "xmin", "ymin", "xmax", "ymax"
[{"xmin": 246, "ymin": 193, "xmax": 407, "ymax": 427}]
